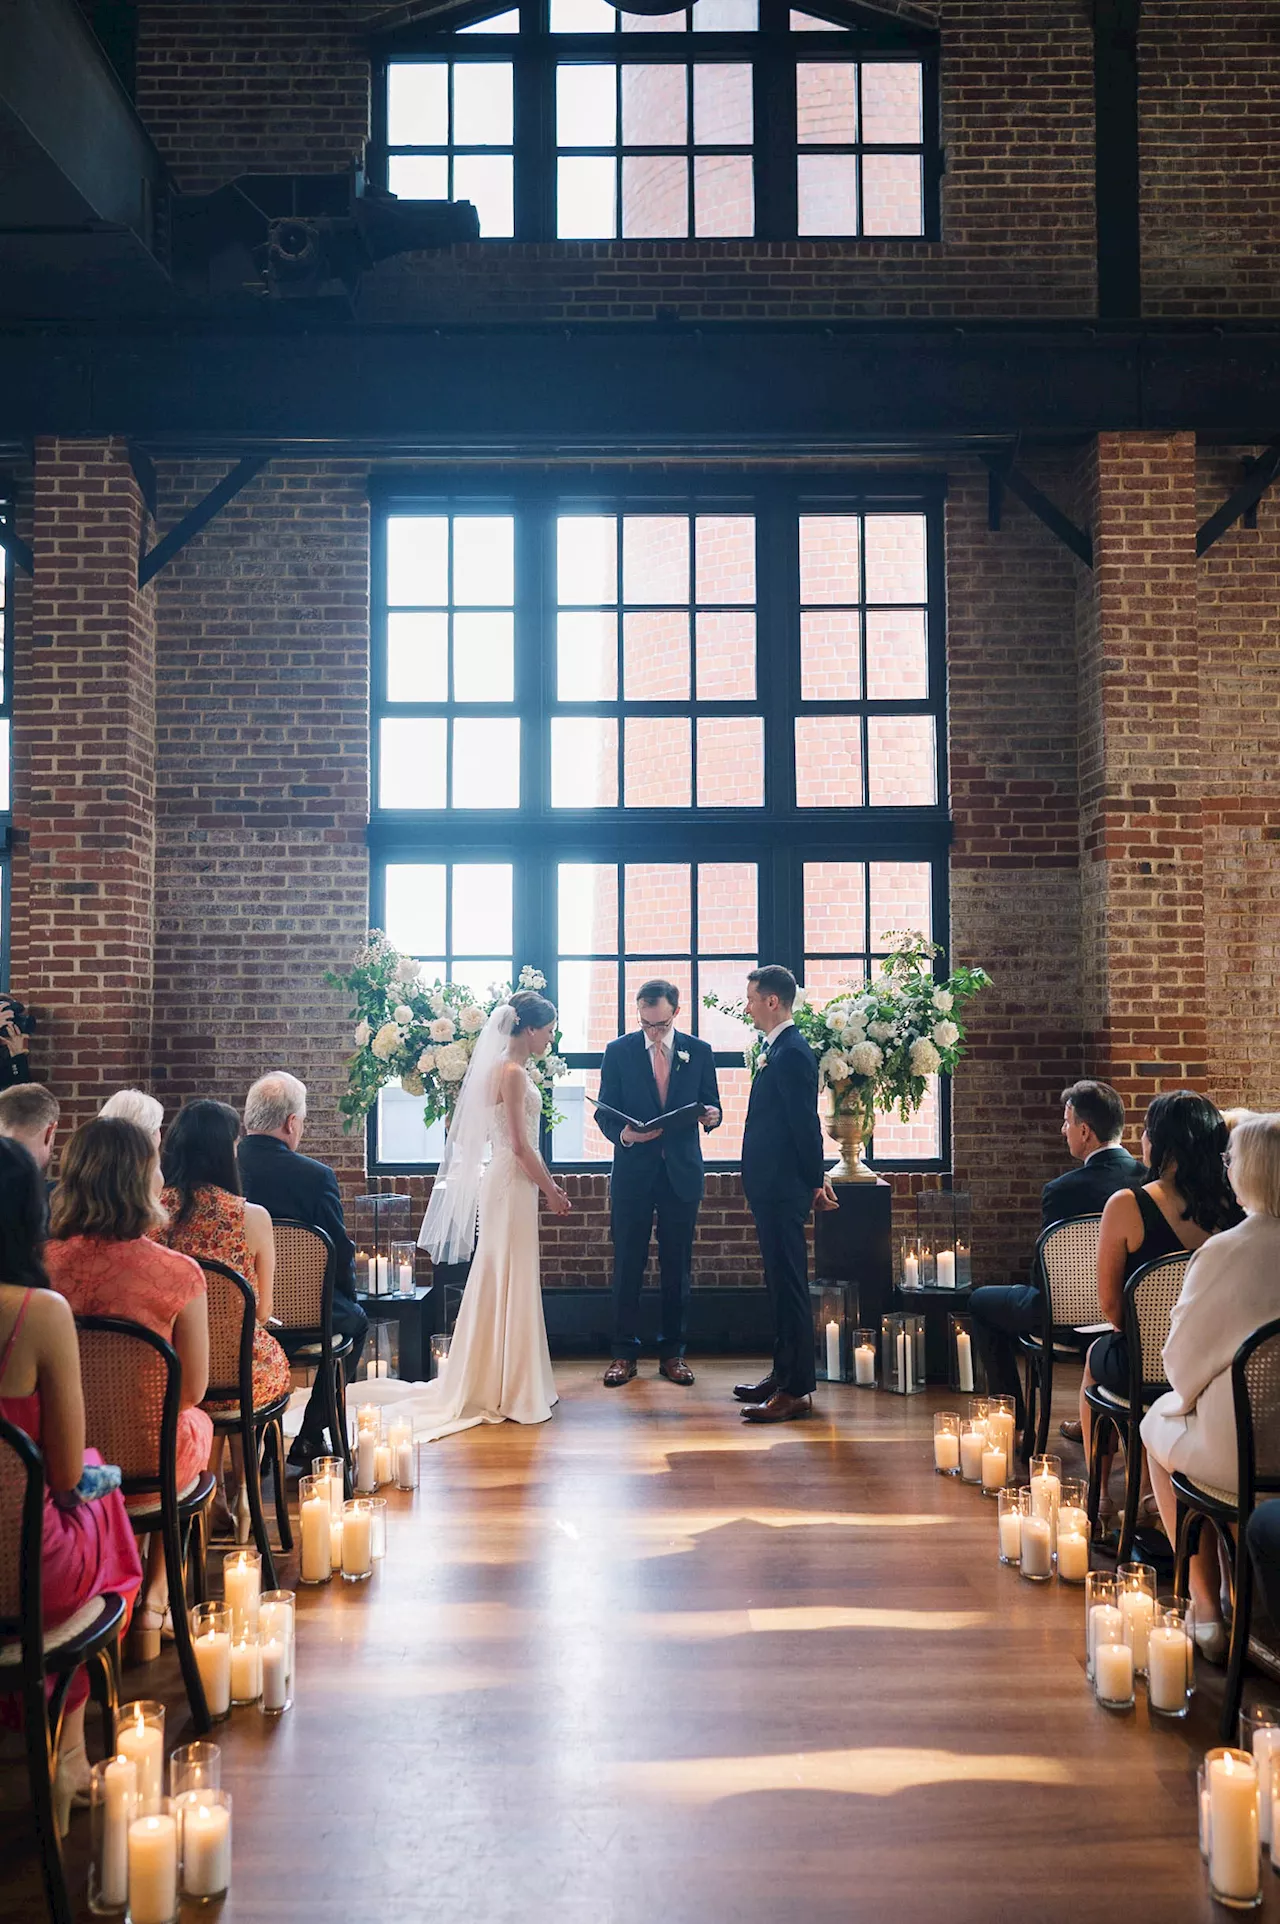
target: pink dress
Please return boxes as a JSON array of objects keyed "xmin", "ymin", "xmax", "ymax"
[
  {"xmin": 46, "ymin": 1236, "xmax": 215, "ymax": 1490},
  {"xmin": 0, "ymin": 1290, "xmax": 143, "ymax": 1717}
]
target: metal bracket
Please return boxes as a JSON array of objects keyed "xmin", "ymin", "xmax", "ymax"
[
  {"xmin": 1196, "ymin": 442, "xmax": 1280, "ymax": 557},
  {"xmin": 981, "ymin": 454, "xmax": 1093, "ymax": 567},
  {"xmin": 137, "ymin": 454, "xmax": 271, "ymax": 588},
  {"xmin": 127, "ymin": 441, "xmax": 158, "ymax": 521},
  {"xmin": 0, "ymin": 507, "xmax": 33, "ymax": 578}
]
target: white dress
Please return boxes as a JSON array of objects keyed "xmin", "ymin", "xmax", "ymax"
[{"xmin": 365, "ymin": 1070, "xmax": 558, "ymax": 1442}]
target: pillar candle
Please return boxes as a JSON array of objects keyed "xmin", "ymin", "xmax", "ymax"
[
  {"xmin": 1147, "ymin": 1625, "xmax": 1188, "ymax": 1713},
  {"xmin": 980, "ymin": 1445, "xmax": 1007, "ymax": 1493},
  {"xmin": 222, "ymin": 1556, "xmax": 259, "ymax": 1635},
  {"xmin": 1200, "ymin": 1781, "xmax": 1213, "ymax": 1858},
  {"xmin": 397, "ymin": 1260, "xmax": 414, "ymax": 1292},
  {"xmin": 117, "ymin": 1711, "xmax": 163, "ymax": 1817},
  {"xmin": 1030, "ymin": 1472, "xmax": 1060, "ymax": 1521},
  {"xmin": 367, "ymin": 1254, "xmax": 390, "ymax": 1294},
  {"xmin": 1252, "ymin": 1727, "xmax": 1280, "ymax": 1847},
  {"xmin": 329, "ymin": 1517, "xmax": 344, "ymax": 1567},
  {"xmin": 180, "ymin": 1799, "xmax": 231, "ymax": 1898},
  {"xmin": 342, "ymin": 1507, "xmax": 373, "ymax": 1577},
  {"xmin": 955, "ymin": 1329, "xmax": 974, "ymax": 1393},
  {"xmin": 1094, "ymin": 1638, "xmax": 1134, "ymax": 1704},
  {"xmin": 1208, "ymin": 1751, "xmax": 1260, "ymax": 1903},
  {"xmin": 259, "ymin": 1601, "xmax": 294, "ymax": 1692},
  {"xmin": 1120, "ymin": 1588, "xmax": 1155, "ymax": 1670},
  {"xmin": 1088, "ymin": 1601, "xmax": 1124, "ymax": 1671},
  {"xmin": 902, "ymin": 1253, "xmax": 919, "ymax": 1288},
  {"xmin": 936, "ymin": 1248, "xmax": 956, "ymax": 1288},
  {"xmin": 357, "ymin": 1429, "xmax": 378, "ymax": 1494},
  {"xmin": 1019, "ymin": 1515, "xmax": 1052, "ymax": 1579},
  {"xmin": 230, "ymin": 1636, "xmax": 261, "ymax": 1703},
  {"xmin": 959, "ymin": 1429, "xmax": 985, "ymax": 1481},
  {"xmin": 1056, "ymin": 1531, "xmax": 1089, "ymax": 1582},
  {"xmin": 300, "ymin": 1495, "xmax": 331, "ymax": 1583},
  {"xmin": 854, "ymin": 1344, "xmax": 875, "ymax": 1386},
  {"xmin": 998, "ymin": 1509, "xmax": 1022, "ymax": 1561},
  {"xmin": 986, "ymin": 1410, "xmax": 1015, "ymax": 1460},
  {"xmin": 396, "ymin": 1440, "xmax": 415, "ymax": 1486},
  {"xmin": 194, "ymin": 1630, "xmax": 232, "ymax": 1719},
  {"xmin": 824, "ymin": 1320, "xmax": 841, "ymax": 1379},
  {"xmin": 374, "ymin": 1442, "xmax": 392, "ymax": 1485},
  {"xmin": 934, "ymin": 1431, "xmax": 960, "ymax": 1473},
  {"xmin": 98, "ymin": 1755, "xmax": 137, "ymax": 1908},
  {"xmin": 387, "ymin": 1420, "xmax": 412, "ymax": 1457},
  {"xmin": 128, "ymin": 1813, "xmax": 178, "ymax": 1924},
  {"xmin": 261, "ymin": 1636, "xmax": 289, "ymax": 1712},
  {"xmin": 1056, "ymin": 1504, "xmax": 1088, "ymax": 1542}
]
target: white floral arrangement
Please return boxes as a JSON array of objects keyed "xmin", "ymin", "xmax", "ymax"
[{"xmin": 329, "ymin": 936, "xmax": 568, "ymax": 1133}]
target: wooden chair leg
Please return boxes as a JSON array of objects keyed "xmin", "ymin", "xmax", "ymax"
[
  {"xmin": 165, "ymin": 1508, "xmax": 211, "ymax": 1736},
  {"xmin": 1086, "ymin": 1409, "xmax": 1112, "ymax": 1540},
  {"xmin": 267, "ymin": 1418, "xmax": 293, "ymax": 1551},
  {"xmin": 25, "ymin": 1671, "xmax": 72, "ymax": 1924},
  {"xmin": 243, "ymin": 1411, "xmax": 278, "ymax": 1588},
  {"xmin": 87, "ymin": 1638, "xmax": 120, "ymax": 1756},
  {"xmin": 328, "ymin": 1357, "xmax": 353, "ymax": 1499},
  {"xmin": 1034, "ymin": 1351, "xmax": 1053, "ymax": 1459},
  {"xmin": 1221, "ymin": 1518, "xmax": 1253, "ymax": 1742},
  {"xmin": 1116, "ymin": 1420, "xmax": 1144, "ymax": 1565}
]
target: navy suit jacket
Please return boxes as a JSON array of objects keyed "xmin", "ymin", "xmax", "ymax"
[
  {"xmin": 596, "ymin": 1029, "xmax": 721, "ymax": 1205},
  {"xmin": 1041, "ymin": 1145, "xmax": 1143, "ymax": 1228},
  {"xmin": 236, "ymin": 1133, "xmax": 359, "ymax": 1304},
  {"xmin": 740, "ymin": 1023, "xmax": 825, "ymax": 1211}
]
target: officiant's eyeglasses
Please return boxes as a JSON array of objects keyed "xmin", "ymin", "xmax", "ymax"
[{"xmin": 639, "ymin": 1014, "xmax": 675, "ymax": 1033}]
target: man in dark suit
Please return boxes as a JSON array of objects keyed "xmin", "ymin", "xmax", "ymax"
[
  {"xmin": 597, "ymin": 979, "xmax": 722, "ymax": 1387},
  {"xmin": 968, "ymin": 1078, "xmax": 1143, "ymax": 1440},
  {"xmin": 236, "ymin": 1071, "xmax": 368, "ymax": 1467},
  {"xmin": 736, "ymin": 965, "xmax": 838, "ymax": 1424}
]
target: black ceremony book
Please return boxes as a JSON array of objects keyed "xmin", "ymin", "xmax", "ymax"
[{"xmin": 591, "ymin": 1099, "xmax": 705, "ymax": 1134}]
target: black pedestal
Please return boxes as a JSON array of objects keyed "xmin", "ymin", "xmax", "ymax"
[{"xmin": 813, "ymin": 1180, "xmax": 893, "ymax": 1332}]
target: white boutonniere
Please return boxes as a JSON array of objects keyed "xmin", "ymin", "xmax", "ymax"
[{"xmin": 677, "ymin": 1049, "xmax": 690, "ymax": 1065}]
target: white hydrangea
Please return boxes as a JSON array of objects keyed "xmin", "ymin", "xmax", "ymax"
[
  {"xmin": 435, "ymin": 1042, "xmax": 470, "ymax": 1081},
  {"xmin": 847, "ymin": 1040, "xmax": 884, "ymax": 1076},
  {"xmin": 400, "ymin": 1070, "xmax": 425, "ymax": 1097},
  {"xmin": 429, "ymin": 1015, "xmax": 456, "ymax": 1043},
  {"xmin": 909, "ymin": 1037, "xmax": 942, "ymax": 1076},
  {"xmin": 459, "ymin": 1005, "xmax": 486, "ymax": 1035},
  {"xmin": 840, "ymin": 1025, "xmax": 865, "ymax": 1049},
  {"xmin": 820, "ymin": 1049, "xmax": 852, "ymax": 1083},
  {"xmin": 392, "ymin": 1003, "xmax": 415, "ymax": 1026},
  {"xmin": 518, "ymin": 965, "xmax": 547, "ymax": 990},
  {"xmin": 429, "ymin": 993, "xmax": 447, "ymax": 1017},
  {"xmin": 933, "ymin": 1019, "xmax": 960, "ymax": 1050},
  {"xmin": 932, "ymin": 988, "xmax": 954, "ymax": 1014},
  {"xmin": 417, "ymin": 1048, "xmax": 436, "ymax": 1074},
  {"xmin": 868, "ymin": 1020, "xmax": 896, "ymax": 1043},
  {"xmin": 353, "ymin": 1019, "xmax": 371, "ymax": 1049},
  {"xmin": 371, "ymin": 1021, "xmax": 402, "ymax": 1061},
  {"xmin": 395, "ymin": 956, "xmax": 421, "ymax": 984}
]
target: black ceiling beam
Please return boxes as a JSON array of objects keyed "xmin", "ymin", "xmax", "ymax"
[
  {"xmin": 1196, "ymin": 441, "xmax": 1280, "ymax": 558},
  {"xmin": 126, "ymin": 439, "xmax": 156, "ymax": 519},
  {"xmin": 981, "ymin": 453, "xmax": 1092, "ymax": 567},
  {"xmin": 1092, "ymin": 0, "xmax": 1142, "ymax": 321},
  {"xmin": 137, "ymin": 454, "xmax": 271, "ymax": 587},
  {"xmin": 0, "ymin": 511, "xmax": 33, "ymax": 577}
]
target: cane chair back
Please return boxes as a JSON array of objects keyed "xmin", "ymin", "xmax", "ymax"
[
  {"xmin": 0, "ymin": 1414, "xmax": 40, "ymax": 1640},
  {"xmin": 1038, "ymin": 1216, "xmax": 1104, "ymax": 1326},
  {"xmin": 198, "ymin": 1259, "xmax": 256, "ymax": 1404},
  {"xmin": 75, "ymin": 1320, "xmax": 175, "ymax": 1492},
  {"xmin": 1237, "ymin": 1320, "xmax": 1280, "ymax": 1500},
  {"xmin": 270, "ymin": 1222, "xmax": 330, "ymax": 1332},
  {"xmin": 1130, "ymin": 1250, "xmax": 1191, "ymax": 1399}
]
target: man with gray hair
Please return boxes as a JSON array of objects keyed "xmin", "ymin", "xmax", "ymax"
[{"xmin": 238, "ymin": 1071, "xmax": 366, "ymax": 1468}]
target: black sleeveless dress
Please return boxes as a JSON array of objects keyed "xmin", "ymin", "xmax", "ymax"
[{"xmin": 1088, "ymin": 1187, "xmax": 1192, "ymax": 1395}]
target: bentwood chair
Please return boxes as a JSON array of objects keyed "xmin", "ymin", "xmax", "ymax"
[
  {"xmin": 0, "ymin": 1413, "xmax": 126, "ymax": 1924},
  {"xmin": 1173, "ymin": 1316, "xmax": 1280, "ymax": 1740},
  {"xmin": 1084, "ymin": 1249, "xmax": 1191, "ymax": 1563},
  {"xmin": 74, "ymin": 1316, "xmax": 216, "ymax": 1734},
  {"xmin": 1017, "ymin": 1215, "xmax": 1104, "ymax": 1458},
  {"xmin": 197, "ymin": 1257, "xmax": 292, "ymax": 1589},
  {"xmin": 269, "ymin": 1221, "xmax": 352, "ymax": 1496}
]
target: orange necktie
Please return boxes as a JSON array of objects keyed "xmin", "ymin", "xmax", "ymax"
[{"xmin": 653, "ymin": 1041, "xmax": 670, "ymax": 1107}]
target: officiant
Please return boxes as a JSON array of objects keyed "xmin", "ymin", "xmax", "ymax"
[{"xmin": 596, "ymin": 979, "xmax": 721, "ymax": 1388}]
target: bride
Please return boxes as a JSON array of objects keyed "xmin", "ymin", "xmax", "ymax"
[{"xmin": 378, "ymin": 988, "xmax": 571, "ymax": 1443}]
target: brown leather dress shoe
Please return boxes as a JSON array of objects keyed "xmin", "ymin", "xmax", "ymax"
[
  {"xmin": 659, "ymin": 1357, "xmax": 695, "ymax": 1386},
  {"xmin": 1059, "ymin": 1419, "xmax": 1083, "ymax": 1443},
  {"xmin": 742, "ymin": 1390, "xmax": 813, "ymax": 1424},
  {"xmin": 603, "ymin": 1358, "xmax": 637, "ymax": 1387},
  {"xmin": 733, "ymin": 1374, "xmax": 778, "ymax": 1404}
]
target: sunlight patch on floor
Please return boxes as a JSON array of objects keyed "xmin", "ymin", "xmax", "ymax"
[
  {"xmin": 626, "ymin": 1604, "xmax": 991, "ymax": 1639},
  {"xmin": 615, "ymin": 1746, "xmax": 1073, "ymax": 1804}
]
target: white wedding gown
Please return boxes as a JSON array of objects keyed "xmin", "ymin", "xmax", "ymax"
[{"xmin": 358, "ymin": 1069, "xmax": 558, "ymax": 1442}]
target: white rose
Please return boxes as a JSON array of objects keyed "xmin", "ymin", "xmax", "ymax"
[
  {"xmin": 909, "ymin": 1038, "xmax": 941, "ymax": 1076},
  {"xmin": 932, "ymin": 988, "xmax": 954, "ymax": 1014},
  {"xmin": 371, "ymin": 1021, "xmax": 402, "ymax": 1061},
  {"xmin": 429, "ymin": 1016, "xmax": 456, "ymax": 1043},
  {"xmin": 435, "ymin": 1042, "xmax": 470, "ymax": 1081},
  {"xmin": 868, "ymin": 1020, "xmax": 896, "ymax": 1043},
  {"xmin": 518, "ymin": 965, "xmax": 547, "ymax": 990},
  {"xmin": 459, "ymin": 1005, "xmax": 486, "ymax": 1035},
  {"xmin": 933, "ymin": 1019, "xmax": 960, "ymax": 1050},
  {"xmin": 820, "ymin": 1050, "xmax": 851, "ymax": 1082},
  {"xmin": 840, "ymin": 1026, "xmax": 864, "ymax": 1049},
  {"xmin": 395, "ymin": 957, "xmax": 421, "ymax": 984},
  {"xmin": 353, "ymin": 1019, "xmax": 371, "ymax": 1048},
  {"xmin": 793, "ymin": 989, "xmax": 808, "ymax": 1009},
  {"xmin": 847, "ymin": 1040, "xmax": 883, "ymax": 1076},
  {"xmin": 527, "ymin": 1063, "xmax": 544, "ymax": 1085},
  {"xmin": 429, "ymin": 993, "xmax": 447, "ymax": 1017},
  {"xmin": 417, "ymin": 1048, "xmax": 436, "ymax": 1073},
  {"xmin": 826, "ymin": 1004, "xmax": 851, "ymax": 1032},
  {"xmin": 392, "ymin": 1004, "xmax": 415, "ymax": 1026},
  {"xmin": 400, "ymin": 1070, "xmax": 425, "ymax": 1097},
  {"xmin": 544, "ymin": 1054, "xmax": 567, "ymax": 1080}
]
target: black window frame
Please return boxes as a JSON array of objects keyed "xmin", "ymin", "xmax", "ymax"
[
  {"xmin": 369, "ymin": 0, "xmax": 942, "ymax": 244},
  {"xmin": 368, "ymin": 469, "xmax": 951, "ymax": 1177},
  {"xmin": 0, "ymin": 501, "xmax": 11, "ymax": 985}
]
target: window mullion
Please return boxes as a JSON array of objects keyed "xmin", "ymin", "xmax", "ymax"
[
  {"xmin": 515, "ymin": 34, "xmax": 553, "ymax": 238},
  {"xmin": 753, "ymin": 0, "xmax": 796, "ymax": 240}
]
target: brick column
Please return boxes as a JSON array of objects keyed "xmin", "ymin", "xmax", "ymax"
[
  {"xmin": 24, "ymin": 439, "xmax": 157, "ymax": 1121},
  {"xmin": 1077, "ymin": 431, "xmax": 1206, "ymax": 1100}
]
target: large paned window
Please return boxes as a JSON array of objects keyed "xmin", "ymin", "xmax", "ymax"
[
  {"xmin": 375, "ymin": 0, "xmax": 939, "ymax": 242},
  {"xmin": 370, "ymin": 474, "xmax": 948, "ymax": 1172}
]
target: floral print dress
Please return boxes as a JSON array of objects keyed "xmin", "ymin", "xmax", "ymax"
[{"xmin": 155, "ymin": 1186, "xmax": 292, "ymax": 1412}]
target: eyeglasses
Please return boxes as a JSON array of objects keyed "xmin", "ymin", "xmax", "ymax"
[
  {"xmin": 639, "ymin": 1015, "xmax": 675, "ymax": 1032},
  {"xmin": 1222, "ymin": 1151, "xmax": 1234, "ymax": 1174}
]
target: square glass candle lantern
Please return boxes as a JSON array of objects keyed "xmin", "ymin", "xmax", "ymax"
[
  {"xmin": 948, "ymin": 1314, "xmax": 983, "ymax": 1395},
  {"xmin": 899, "ymin": 1236, "xmax": 929, "ymax": 1290},
  {"xmin": 880, "ymin": 1313, "xmax": 926, "ymax": 1394},
  {"xmin": 351, "ymin": 1193, "xmax": 413, "ymax": 1297},
  {"xmin": 810, "ymin": 1281, "xmax": 857, "ymax": 1383},
  {"xmin": 361, "ymin": 1320, "xmax": 399, "ymax": 1382},
  {"xmin": 916, "ymin": 1190, "xmax": 972, "ymax": 1290}
]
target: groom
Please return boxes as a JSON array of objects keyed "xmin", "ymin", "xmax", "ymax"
[
  {"xmin": 737, "ymin": 965, "xmax": 838, "ymax": 1423},
  {"xmin": 596, "ymin": 978, "xmax": 721, "ymax": 1387}
]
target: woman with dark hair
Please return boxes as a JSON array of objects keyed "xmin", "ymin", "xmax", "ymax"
[
  {"xmin": 0, "ymin": 1138, "xmax": 142, "ymax": 1829},
  {"xmin": 1078, "ymin": 1089, "xmax": 1243, "ymax": 1491},
  {"xmin": 45, "ymin": 1118, "xmax": 212, "ymax": 1660},
  {"xmin": 153, "ymin": 1100, "xmax": 290, "ymax": 1536}
]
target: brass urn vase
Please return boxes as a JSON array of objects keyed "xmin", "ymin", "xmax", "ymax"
[{"xmin": 825, "ymin": 1086, "xmax": 878, "ymax": 1183}]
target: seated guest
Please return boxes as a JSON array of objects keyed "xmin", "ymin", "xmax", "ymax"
[
  {"xmin": 99, "ymin": 1087, "xmax": 164, "ymax": 1151},
  {"xmin": 0, "ymin": 1138, "xmax": 142, "ymax": 1829},
  {"xmin": 237, "ymin": 1072, "xmax": 366, "ymax": 1468},
  {"xmin": 45, "ymin": 1119, "xmax": 211, "ymax": 1662},
  {"xmin": 0, "ymin": 993, "xmax": 34, "ymax": 1092},
  {"xmin": 969, "ymin": 1080, "xmax": 1142, "ymax": 1439},
  {"xmin": 1080, "ymin": 1089, "xmax": 1242, "ymax": 1481},
  {"xmin": 0, "ymin": 1082, "xmax": 60, "ymax": 1176},
  {"xmin": 1144, "ymin": 1115, "xmax": 1280, "ymax": 1657},
  {"xmin": 153, "ymin": 1099, "xmax": 292, "ymax": 1534}
]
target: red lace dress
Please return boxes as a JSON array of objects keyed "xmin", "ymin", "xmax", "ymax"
[
  {"xmin": 45, "ymin": 1236, "xmax": 215, "ymax": 1490},
  {"xmin": 155, "ymin": 1186, "xmax": 291, "ymax": 1412}
]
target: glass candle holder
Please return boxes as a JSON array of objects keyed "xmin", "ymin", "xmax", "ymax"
[
  {"xmin": 997, "ymin": 1486, "xmax": 1022, "ymax": 1565},
  {"xmin": 980, "ymin": 1430, "xmax": 1008, "ymax": 1498},
  {"xmin": 189, "ymin": 1603, "xmax": 232, "ymax": 1722},
  {"xmin": 355, "ymin": 1419, "xmax": 381, "ymax": 1494},
  {"xmin": 168, "ymin": 1742, "xmax": 220, "ymax": 1802},
  {"xmin": 1093, "ymin": 1631, "xmax": 1135, "ymax": 1709},
  {"xmin": 949, "ymin": 1314, "xmax": 977, "ymax": 1394},
  {"xmin": 310, "ymin": 1457, "xmax": 346, "ymax": 1517},
  {"xmin": 89, "ymin": 1755, "xmax": 137, "ymax": 1914},
  {"xmin": 1085, "ymin": 1572, "xmax": 1121, "ymax": 1684},
  {"xmin": 221, "ymin": 1548, "xmax": 260, "ymax": 1636},
  {"xmin": 933, "ymin": 1411, "xmax": 961, "ymax": 1475},
  {"xmin": 959, "ymin": 1418, "xmax": 987, "ymax": 1486},
  {"xmin": 342, "ymin": 1497, "xmax": 374, "ymax": 1580},
  {"xmin": 1017, "ymin": 1486, "xmax": 1053, "ymax": 1582},
  {"xmin": 126, "ymin": 1805, "xmax": 178, "ymax": 1924},
  {"xmin": 1205, "ymin": 1747, "xmax": 1262, "ymax": 1909},
  {"xmin": 1173, "ymin": 1592, "xmax": 1198, "ymax": 1699},
  {"xmin": 1029, "ymin": 1454, "xmax": 1062, "ymax": 1549},
  {"xmin": 229, "ymin": 1630, "xmax": 262, "ymax": 1706},
  {"xmin": 356, "ymin": 1401, "xmax": 381, "ymax": 1435},
  {"xmin": 429, "ymin": 1333, "xmax": 452, "ymax": 1378},
  {"xmin": 1117, "ymin": 1561, "xmax": 1158, "ymax": 1677},
  {"xmin": 259, "ymin": 1590, "xmax": 295, "ymax": 1712},
  {"xmin": 298, "ymin": 1474, "xmax": 333, "ymax": 1585},
  {"xmin": 899, "ymin": 1235, "xmax": 926, "ymax": 1290},
  {"xmin": 1144, "ymin": 1606, "xmax": 1190, "ymax": 1719},
  {"xmin": 176, "ymin": 1789, "xmax": 232, "ymax": 1902},
  {"xmin": 393, "ymin": 1431, "xmax": 419, "ymax": 1491},
  {"xmin": 1056, "ymin": 1477, "xmax": 1088, "ymax": 1543},
  {"xmin": 1055, "ymin": 1478, "xmax": 1090, "ymax": 1583},
  {"xmin": 258, "ymin": 1623, "xmax": 291, "ymax": 1716},
  {"xmin": 117, "ymin": 1701, "xmax": 165, "ymax": 1817},
  {"xmin": 391, "ymin": 1238, "xmax": 417, "ymax": 1296},
  {"xmin": 1199, "ymin": 1759, "xmax": 1212, "ymax": 1861},
  {"xmin": 916, "ymin": 1189, "xmax": 972, "ymax": 1289},
  {"xmin": 985, "ymin": 1395, "xmax": 1016, "ymax": 1463},
  {"xmin": 368, "ymin": 1495, "xmax": 388, "ymax": 1560},
  {"xmin": 852, "ymin": 1329, "xmax": 877, "ymax": 1388},
  {"xmin": 812, "ymin": 1280, "xmax": 855, "ymax": 1382},
  {"xmin": 880, "ymin": 1312, "xmax": 925, "ymax": 1394},
  {"xmin": 1240, "ymin": 1705, "xmax": 1280, "ymax": 1852}
]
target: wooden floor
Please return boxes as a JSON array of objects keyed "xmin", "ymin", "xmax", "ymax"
[{"xmin": 6, "ymin": 1359, "xmax": 1280, "ymax": 1923}]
